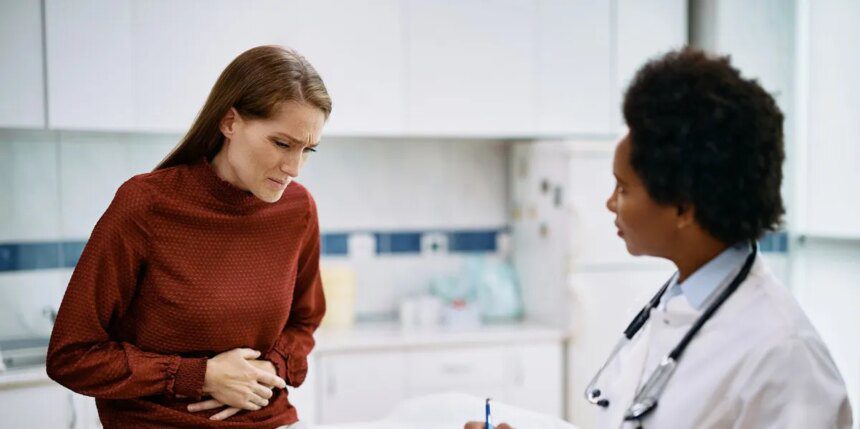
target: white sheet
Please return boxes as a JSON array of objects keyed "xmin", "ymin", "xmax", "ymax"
[{"xmin": 313, "ymin": 392, "xmax": 578, "ymax": 429}]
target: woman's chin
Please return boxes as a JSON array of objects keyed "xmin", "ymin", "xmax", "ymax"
[{"xmin": 254, "ymin": 189, "xmax": 285, "ymax": 203}]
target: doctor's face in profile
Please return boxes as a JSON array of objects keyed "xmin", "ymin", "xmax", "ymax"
[{"xmin": 606, "ymin": 134, "xmax": 682, "ymax": 257}]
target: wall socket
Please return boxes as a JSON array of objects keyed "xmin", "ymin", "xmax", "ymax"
[{"xmin": 420, "ymin": 232, "xmax": 448, "ymax": 255}]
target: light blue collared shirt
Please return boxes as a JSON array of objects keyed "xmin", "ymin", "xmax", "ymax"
[{"xmin": 660, "ymin": 242, "xmax": 752, "ymax": 310}]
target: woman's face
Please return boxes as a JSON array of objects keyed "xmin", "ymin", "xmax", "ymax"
[
  {"xmin": 606, "ymin": 134, "xmax": 682, "ymax": 257},
  {"xmin": 215, "ymin": 101, "xmax": 325, "ymax": 203}
]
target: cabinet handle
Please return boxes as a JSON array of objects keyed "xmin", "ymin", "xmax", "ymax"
[
  {"xmin": 326, "ymin": 363, "xmax": 337, "ymax": 396},
  {"xmin": 440, "ymin": 363, "xmax": 473, "ymax": 375},
  {"xmin": 514, "ymin": 357, "xmax": 525, "ymax": 386}
]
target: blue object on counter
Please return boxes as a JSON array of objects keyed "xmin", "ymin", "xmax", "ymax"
[{"xmin": 468, "ymin": 257, "xmax": 523, "ymax": 322}]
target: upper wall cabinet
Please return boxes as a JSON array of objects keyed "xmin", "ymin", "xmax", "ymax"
[
  {"xmin": 42, "ymin": 0, "xmax": 687, "ymax": 137},
  {"xmin": 402, "ymin": 0, "xmax": 539, "ymax": 137},
  {"xmin": 0, "ymin": 0, "xmax": 46, "ymax": 129},
  {"xmin": 536, "ymin": 0, "xmax": 613, "ymax": 136},
  {"xmin": 803, "ymin": 0, "xmax": 860, "ymax": 237},
  {"xmin": 44, "ymin": 0, "xmax": 404, "ymax": 135},
  {"xmin": 614, "ymin": 0, "xmax": 688, "ymax": 130}
]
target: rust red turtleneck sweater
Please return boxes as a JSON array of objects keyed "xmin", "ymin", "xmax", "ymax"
[{"xmin": 47, "ymin": 158, "xmax": 325, "ymax": 428}]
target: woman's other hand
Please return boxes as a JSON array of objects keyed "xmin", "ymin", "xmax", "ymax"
[{"xmin": 190, "ymin": 348, "xmax": 286, "ymax": 420}]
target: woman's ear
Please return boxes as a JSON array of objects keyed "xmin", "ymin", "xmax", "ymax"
[{"xmin": 219, "ymin": 107, "xmax": 241, "ymax": 139}]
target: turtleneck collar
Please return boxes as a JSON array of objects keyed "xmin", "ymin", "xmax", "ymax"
[{"xmin": 190, "ymin": 157, "xmax": 268, "ymax": 210}]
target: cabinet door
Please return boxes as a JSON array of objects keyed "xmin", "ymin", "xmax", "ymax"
[
  {"xmin": 281, "ymin": 0, "xmax": 405, "ymax": 136},
  {"xmin": 403, "ymin": 0, "xmax": 538, "ymax": 137},
  {"xmin": 0, "ymin": 383, "xmax": 74, "ymax": 428},
  {"xmin": 318, "ymin": 351, "xmax": 407, "ymax": 424},
  {"xmin": 406, "ymin": 346, "xmax": 509, "ymax": 398},
  {"xmin": 45, "ymin": 0, "xmax": 135, "ymax": 130},
  {"xmin": 614, "ymin": 0, "xmax": 688, "ymax": 130},
  {"xmin": 503, "ymin": 342, "xmax": 564, "ymax": 417},
  {"xmin": 0, "ymin": 0, "xmax": 46, "ymax": 129},
  {"xmin": 803, "ymin": 0, "xmax": 860, "ymax": 237},
  {"xmin": 536, "ymin": 0, "xmax": 613, "ymax": 136}
]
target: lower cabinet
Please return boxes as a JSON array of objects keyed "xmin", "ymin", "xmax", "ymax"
[
  {"xmin": 307, "ymin": 340, "xmax": 564, "ymax": 424},
  {"xmin": 0, "ymin": 381, "xmax": 100, "ymax": 429}
]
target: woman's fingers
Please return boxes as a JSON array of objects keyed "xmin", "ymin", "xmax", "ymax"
[
  {"xmin": 209, "ymin": 406, "xmax": 242, "ymax": 421},
  {"xmin": 247, "ymin": 392, "xmax": 269, "ymax": 408},
  {"xmin": 236, "ymin": 348, "xmax": 262, "ymax": 359},
  {"xmin": 187, "ymin": 398, "xmax": 223, "ymax": 412},
  {"xmin": 256, "ymin": 369, "xmax": 287, "ymax": 389},
  {"xmin": 251, "ymin": 383, "xmax": 274, "ymax": 400}
]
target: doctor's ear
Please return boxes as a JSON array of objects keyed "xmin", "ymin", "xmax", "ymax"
[{"xmin": 676, "ymin": 204, "xmax": 696, "ymax": 229}]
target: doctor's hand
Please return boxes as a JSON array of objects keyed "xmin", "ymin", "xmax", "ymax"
[
  {"xmin": 464, "ymin": 422, "xmax": 514, "ymax": 429},
  {"xmin": 190, "ymin": 348, "xmax": 286, "ymax": 420}
]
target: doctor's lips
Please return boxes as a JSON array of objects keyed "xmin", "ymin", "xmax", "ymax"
[{"xmin": 615, "ymin": 222, "xmax": 625, "ymax": 237}]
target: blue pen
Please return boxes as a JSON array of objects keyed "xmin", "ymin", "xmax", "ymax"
[{"xmin": 485, "ymin": 398, "xmax": 493, "ymax": 429}]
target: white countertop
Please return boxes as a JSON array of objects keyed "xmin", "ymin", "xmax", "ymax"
[
  {"xmin": 0, "ymin": 365, "xmax": 53, "ymax": 389},
  {"xmin": 314, "ymin": 321, "xmax": 569, "ymax": 353},
  {"xmin": 0, "ymin": 322, "xmax": 568, "ymax": 388}
]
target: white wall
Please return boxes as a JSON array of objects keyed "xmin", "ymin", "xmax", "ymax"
[{"xmin": 0, "ymin": 130, "xmax": 509, "ymax": 339}]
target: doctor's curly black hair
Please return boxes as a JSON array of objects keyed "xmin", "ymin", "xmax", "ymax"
[{"xmin": 622, "ymin": 48, "xmax": 785, "ymax": 244}]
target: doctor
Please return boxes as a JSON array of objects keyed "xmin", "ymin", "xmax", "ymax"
[{"xmin": 467, "ymin": 48, "xmax": 853, "ymax": 429}]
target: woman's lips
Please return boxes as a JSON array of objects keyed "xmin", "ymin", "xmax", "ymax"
[{"xmin": 268, "ymin": 178, "xmax": 289, "ymax": 190}]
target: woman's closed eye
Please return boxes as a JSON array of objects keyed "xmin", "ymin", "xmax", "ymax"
[{"xmin": 273, "ymin": 139, "xmax": 317, "ymax": 153}]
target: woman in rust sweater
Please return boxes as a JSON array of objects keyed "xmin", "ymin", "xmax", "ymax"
[{"xmin": 46, "ymin": 45, "xmax": 330, "ymax": 428}]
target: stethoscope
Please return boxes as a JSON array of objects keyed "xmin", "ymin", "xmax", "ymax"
[{"xmin": 584, "ymin": 240, "xmax": 758, "ymax": 425}]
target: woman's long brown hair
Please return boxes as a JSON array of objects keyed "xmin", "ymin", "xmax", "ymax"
[{"xmin": 155, "ymin": 45, "xmax": 332, "ymax": 170}]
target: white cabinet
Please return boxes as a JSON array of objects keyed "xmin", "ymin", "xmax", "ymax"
[
  {"xmin": 800, "ymin": 0, "xmax": 860, "ymax": 237},
  {"xmin": 283, "ymin": 0, "xmax": 405, "ymax": 136},
  {"xmin": 536, "ymin": 0, "xmax": 613, "ymax": 136},
  {"xmin": 318, "ymin": 351, "xmax": 407, "ymax": 423},
  {"xmin": 44, "ymin": 0, "xmax": 404, "ymax": 135},
  {"xmin": 44, "ymin": 0, "xmax": 135, "ymax": 131},
  {"xmin": 41, "ymin": 0, "xmax": 687, "ymax": 137},
  {"xmin": 614, "ymin": 0, "xmax": 688, "ymax": 129},
  {"xmin": 0, "ymin": 0, "xmax": 46, "ymax": 129},
  {"xmin": 403, "ymin": 0, "xmax": 538, "ymax": 137},
  {"xmin": 309, "ymin": 339, "xmax": 563, "ymax": 424},
  {"xmin": 0, "ymin": 381, "xmax": 100, "ymax": 429}
]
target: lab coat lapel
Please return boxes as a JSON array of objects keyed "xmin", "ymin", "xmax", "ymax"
[{"xmin": 598, "ymin": 313, "xmax": 655, "ymax": 429}]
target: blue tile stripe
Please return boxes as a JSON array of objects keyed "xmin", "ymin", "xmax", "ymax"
[
  {"xmin": 759, "ymin": 231, "xmax": 789, "ymax": 253},
  {"xmin": 320, "ymin": 233, "xmax": 349, "ymax": 256},
  {"xmin": 448, "ymin": 230, "xmax": 498, "ymax": 252},
  {"xmin": 0, "ymin": 229, "xmax": 786, "ymax": 272},
  {"xmin": 375, "ymin": 232, "xmax": 422, "ymax": 254},
  {"xmin": 0, "ymin": 229, "xmax": 507, "ymax": 271}
]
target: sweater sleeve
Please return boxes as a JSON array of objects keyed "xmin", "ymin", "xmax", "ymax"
[
  {"xmin": 47, "ymin": 178, "xmax": 207, "ymax": 399},
  {"xmin": 264, "ymin": 193, "xmax": 326, "ymax": 387}
]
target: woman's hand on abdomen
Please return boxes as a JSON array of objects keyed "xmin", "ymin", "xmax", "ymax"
[{"xmin": 187, "ymin": 348, "xmax": 285, "ymax": 420}]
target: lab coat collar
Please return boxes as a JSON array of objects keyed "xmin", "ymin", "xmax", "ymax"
[{"xmin": 664, "ymin": 242, "xmax": 752, "ymax": 311}]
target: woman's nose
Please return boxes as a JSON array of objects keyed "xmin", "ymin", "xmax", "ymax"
[{"xmin": 281, "ymin": 154, "xmax": 301, "ymax": 178}]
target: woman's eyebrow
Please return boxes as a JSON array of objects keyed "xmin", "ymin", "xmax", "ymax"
[{"xmin": 272, "ymin": 131, "xmax": 319, "ymax": 146}]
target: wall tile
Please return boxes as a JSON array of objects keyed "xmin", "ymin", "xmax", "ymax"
[{"xmin": 0, "ymin": 130, "xmax": 61, "ymax": 242}]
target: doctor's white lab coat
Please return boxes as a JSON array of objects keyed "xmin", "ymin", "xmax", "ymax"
[{"xmin": 595, "ymin": 256, "xmax": 853, "ymax": 429}]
